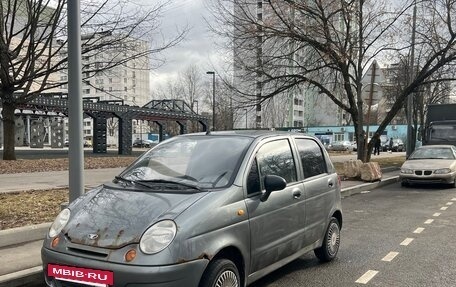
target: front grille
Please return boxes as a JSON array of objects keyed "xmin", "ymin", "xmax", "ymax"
[
  {"xmin": 414, "ymin": 170, "xmax": 433, "ymax": 176},
  {"xmin": 67, "ymin": 247, "xmax": 108, "ymax": 258}
]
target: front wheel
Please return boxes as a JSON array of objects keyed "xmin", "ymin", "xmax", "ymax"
[
  {"xmin": 314, "ymin": 218, "xmax": 340, "ymax": 262},
  {"xmin": 199, "ymin": 259, "xmax": 240, "ymax": 287}
]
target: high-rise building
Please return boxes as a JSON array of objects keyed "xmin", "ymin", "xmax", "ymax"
[
  {"xmin": 59, "ymin": 33, "xmax": 151, "ymax": 145},
  {"xmin": 232, "ymin": 0, "xmax": 344, "ymax": 129}
]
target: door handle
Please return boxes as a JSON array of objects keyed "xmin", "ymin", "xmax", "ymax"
[{"xmin": 292, "ymin": 190, "xmax": 302, "ymax": 199}]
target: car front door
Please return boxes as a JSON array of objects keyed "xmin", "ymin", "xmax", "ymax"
[{"xmin": 244, "ymin": 138, "xmax": 305, "ymax": 274}]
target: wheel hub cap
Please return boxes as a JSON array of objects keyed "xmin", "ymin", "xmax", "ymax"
[{"xmin": 215, "ymin": 270, "xmax": 238, "ymax": 287}]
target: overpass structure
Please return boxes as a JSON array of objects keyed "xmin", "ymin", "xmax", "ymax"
[{"xmin": 0, "ymin": 94, "xmax": 209, "ymax": 155}]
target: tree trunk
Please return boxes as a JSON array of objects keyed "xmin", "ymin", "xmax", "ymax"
[{"xmin": 1, "ymin": 101, "xmax": 17, "ymax": 160}]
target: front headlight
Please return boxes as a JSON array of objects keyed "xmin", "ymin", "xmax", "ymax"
[
  {"xmin": 434, "ymin": 168, "xmax": 452, "ymax": 174},
  {"xmin": 401, "ymin": 168, "xmax": 414, "ymax": 174},
  {"xmin": 140, "ymin": 220, "xmax": 177, "ymax": 254},
  {"xmin": 49, "ymin": 208, "xmax": 70, "ymax": 238}
]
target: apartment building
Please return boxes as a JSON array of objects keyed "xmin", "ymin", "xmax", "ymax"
[
  {"xmin": 232, "ymin": 0, "xmax": 344, "ymax": 129},
  {"xmin": 59, "ymin": 33, "xmax": 151, "ymax": 145}
]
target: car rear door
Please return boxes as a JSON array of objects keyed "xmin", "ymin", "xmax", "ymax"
[{"xmin": 294, "ymin": 137, "xmax": 337, "ymax": 246}]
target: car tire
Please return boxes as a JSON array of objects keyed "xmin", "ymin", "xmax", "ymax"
[
  {"xmin": 314, "ymin": 217, "xmax": 340, "ymax": 262},
  {"xmin": 401, "ymin": 181, "xmax": 409, "ymax": 187},
  {"xmin": 199, "ymin": 258, "xmax": 240, "ymax": 287}
]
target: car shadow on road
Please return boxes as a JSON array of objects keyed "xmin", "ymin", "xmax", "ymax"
[
  {"xmin": 250, "ymin": 254, "xmax": 334, "ymax": 287},
  {"xmin": 401, "ymin": 183, "xmax": 455, "ymax": 190}
]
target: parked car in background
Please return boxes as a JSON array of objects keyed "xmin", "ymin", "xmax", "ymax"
[
  {"xmin": 351, "ymin": 141, "xmax": 357, "ymax": 151},
  {"xmin": 400, "ymin": 145, "xmax": 456, "ymax": 187},
  {"xmin": 380, "ymin": 135, "xmax": 389, "ymax": 151},
  {"xmin": 133, "ymin": 139, "xmax": 156, "ymax": 148},
  {"xmin": 42, "ymin": 131, "xmax": 343, "ymax": 287},
  {"xmin": 330, "ymin": 140, "xmax": 353, "ymax": 151},
  {"xmin": 391, "ymin": 139, "xmax": 404, "ymax": 152},
  {"xmin": 64, "ymin": 139, "xmax": 92, "ymax": 147}
]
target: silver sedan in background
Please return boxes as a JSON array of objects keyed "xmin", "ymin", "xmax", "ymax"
[
  {"xmin": 330, "ymin": 140, "xmax": 353, "ymax": 152},
  {"xmin": 400, "ymin": 145, "xmax": 456, "ymax": 187}
]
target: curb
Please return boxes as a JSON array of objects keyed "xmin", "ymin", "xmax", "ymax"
[
  {"xmin": 341, "ymin": 176, "xmax": 400, "ymax": 197},
  {"xmin": 0, "ymin": 223, "xmax": 51, "ymax": 249},
  {"xmin": 0, "ymin": 266, "xmax": 44, "ymax": 287}
]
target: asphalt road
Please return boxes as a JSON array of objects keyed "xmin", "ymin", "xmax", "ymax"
[
  {"xmin": 22, "ymin": 182, "xmax": 456, "ymax": 287},
  {"xmin": 249, "ymin": 182, "xmax": 455, "ymax": 287}
]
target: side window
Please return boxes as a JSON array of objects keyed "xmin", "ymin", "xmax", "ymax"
[
  {"xmin": 257, "ymin": 139, "xmax": 297, "ymax": 183},
  {"xmin": 295, "ymin": 138, "xmax": 327, "ymax": 178},
  {"xmin": 247, "ymin": 158, "xmax": 261, "ymax": 194}
]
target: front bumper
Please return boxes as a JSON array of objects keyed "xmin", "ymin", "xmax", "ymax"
[
  {"xmin": 42, "ymin": 247, "xmax": 208, "ymax": 287},
  {"xmin": 399, "ymin": 171, "xmax": 456, "ymax": 184}
]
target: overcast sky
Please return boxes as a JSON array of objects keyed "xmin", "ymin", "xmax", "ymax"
[{"xmin": 149, "ymin": 0, "xmax": 221, "ymax": 90}]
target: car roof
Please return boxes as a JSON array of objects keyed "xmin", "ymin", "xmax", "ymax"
[{"xmin": 181, "ymin": 130, "xmax": 313, "ymax": 140}]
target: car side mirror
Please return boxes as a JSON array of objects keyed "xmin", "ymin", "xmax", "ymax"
[{"xmin": 260, "ymin": 175, "xmax": 287, "ymax": 202}]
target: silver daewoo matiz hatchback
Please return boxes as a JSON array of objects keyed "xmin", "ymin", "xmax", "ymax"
[{"xmin": 42, "ymin": 130, "xmax": 343, "ymax": 287}]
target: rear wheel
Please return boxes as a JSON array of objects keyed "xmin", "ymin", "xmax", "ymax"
[
  {"xmin": 314, "ymin": 217, "xmax": 340, "ymax": 262},
  {"xmin": 199, "ymin": 259, "xmax": 240, "ymax": 287}
]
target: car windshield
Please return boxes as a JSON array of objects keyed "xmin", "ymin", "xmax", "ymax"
[
  {"xmin": 120, "ymin": 135, "xmax": 253, "ymax": 189},
  {"xmin": 409, "ymin": 147, "xmax": 455, "ymax": 160},
  {"xmin": 430, "ymin": 124, "xmax": 456, "ymax": 141}
]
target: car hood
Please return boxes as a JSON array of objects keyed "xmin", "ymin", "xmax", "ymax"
[
  {"xmin": 402, "ymin": 159, "xmax": 455, "ymax": 170},
  {"xmin": 63, "ymin": 185, "xmax": 208, "ymax": 249}
]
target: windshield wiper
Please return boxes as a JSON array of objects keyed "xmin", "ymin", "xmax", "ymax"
[
  {"xmin": 114, "ymin": 176, "xmax": 153, "ymax": 189},
  {"xmin": 137, "ymin": 179, "xmax": 204, "ymax": 191}
]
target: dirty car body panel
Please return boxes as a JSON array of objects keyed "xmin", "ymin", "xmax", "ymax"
[{"xmin": 42, "ymin": 131, "xmax": 342, "ymax": 287}]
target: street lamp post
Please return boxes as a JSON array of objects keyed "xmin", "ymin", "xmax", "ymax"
[{"xmin": 206, "ymin": 71, "xmax": 215, "ymax": 130}]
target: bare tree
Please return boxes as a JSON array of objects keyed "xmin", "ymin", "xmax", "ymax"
[
  {"xmin": 383, "ymin": 56, "xmax": 455, "ymax": 149},
  {"xmin": 0, "ymin": 0, "xmax": 187, "ymax": 160},
  {"xmin": 208, "ymin": 0, "xmax": 456, "ymax": 161}
]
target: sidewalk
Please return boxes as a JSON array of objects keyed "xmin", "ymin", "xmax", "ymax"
[
  {"xmin": 0, "ymin": 168, "xmax": 123, "ymax": 194},
  {"xmin": 0, "ymin": 168, "xmax": 400, "ymax": 287}
]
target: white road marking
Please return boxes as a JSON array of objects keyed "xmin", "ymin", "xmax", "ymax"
[
  {"xmin": 382, "ymin": 252, "xmax": 399, "ymax": 262},
  {"xmin": 441, "ymin": 206, "xmax": 448, "ymax": 211},
  {"xmin": 414, "ymin": 227, "xmax": 425, "ymax": 234},
  {"xmin": 400, "ymin": 238, "xmax": 414, "ymax": 246},
  {"xmin": 424, "ymin": 219, "xmax": 434, "ymax": 224},
  {"xmin": 433, "ymin": 213, "xmax": 441, "ymax": 217},
  {"xmin": 446, "ymin": 202, "xmax": 453, "ymax": 205},
  {"xmin": 452, "ymin": 198, "xmax": 456, "ymax": 201},
  {"xmin": 361, "ymin": 190, "xmax": 371, "ymax": 194},
  {"xmin": 356, "ymin": 270, "xmax": 379, "ymax": 284}
]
